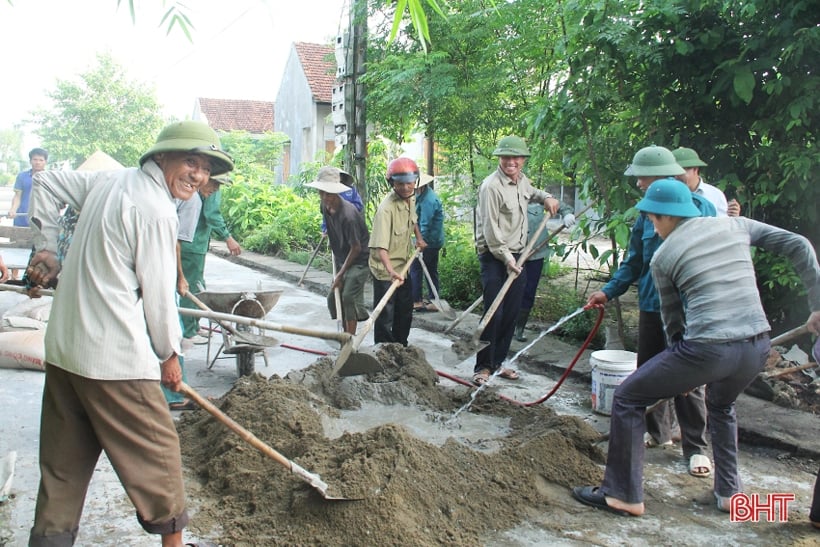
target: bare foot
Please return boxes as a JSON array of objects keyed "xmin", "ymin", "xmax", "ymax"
[{"xmin": 605, "ymin": 496, "xmax": 645, "ymax": 516}]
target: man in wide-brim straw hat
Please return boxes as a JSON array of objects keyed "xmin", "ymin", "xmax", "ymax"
[
  {"xmin": 25, "ymin": 120, "xmax": 233, "ymax": 546},
  {"xmin": 307, "ymin": 166, "xmax": 371, "ymax": 334}
]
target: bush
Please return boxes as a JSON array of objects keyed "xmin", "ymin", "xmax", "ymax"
[
  {"xmin": 438, "ymin": 222, "xmax": 482, "ymax": 308},
  {"xmin": 531, "ymin": 277, "xmax": 605, "ymax": 348}
]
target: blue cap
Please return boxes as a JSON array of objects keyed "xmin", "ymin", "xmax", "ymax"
[{"xmin": 636, "ymin": 179, "xmax": 701, "ymax": 217}]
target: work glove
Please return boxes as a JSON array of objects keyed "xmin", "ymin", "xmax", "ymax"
[{"xmin": 562, "ymin": 214, "xmax": 576, "ymax": 228}]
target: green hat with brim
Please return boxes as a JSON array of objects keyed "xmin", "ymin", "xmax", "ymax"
[
  {"xmin": 139, "ymin": 121, "xmax": 234, "ymax": 176},
  {"xmin": 210, "ymin": 174, "xmax": 232, "ymax": 186},
  {"xmin": 671, "ymin": 147, "xmax": 708, "ymax": 168},
  {"xmin": 636, "ymin": 179, "xmax": 701, "ymax": 217},
  {"xmin": 624, "ymin": 145, "xmax": 685, "ymax": 177}
]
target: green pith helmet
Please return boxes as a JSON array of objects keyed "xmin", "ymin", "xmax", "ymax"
[
  {"xmin": 624, "ymin": 145, "xmax": 685, "ymax": 177},
  {"xmin": 636, "ymin": 178, "xmax": 700, "ymax": 217},
  {"xmin": 140, "ymin": 121, "xmax": 234, "ymax": 176},
  {"xmin": 671, "ymin": 147, "xmax": 708, "ymax": 168},
  {"xmin": 493, "ymin": 135, "xmax": 531, "ymax": 157}
]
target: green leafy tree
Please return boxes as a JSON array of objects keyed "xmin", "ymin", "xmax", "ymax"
[
  {"xmin": 0, "ymin": 127, "xmax": 23, "ymax": 186},
  {"xmin": 31, "ymin": 53, "xmax": 165, "ymax": 167}
]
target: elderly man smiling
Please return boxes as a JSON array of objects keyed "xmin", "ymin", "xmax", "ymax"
[{"xmin": 25, "ymin": 121, "xmax": 232, "ymax": 547}]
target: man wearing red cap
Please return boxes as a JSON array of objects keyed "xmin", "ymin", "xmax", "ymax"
[{"xmin": 369, "ymin": 157, "xmax": 426, "ymax": 346}]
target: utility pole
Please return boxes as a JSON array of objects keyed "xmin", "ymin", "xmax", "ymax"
[{"xmin": 341, "ymin": 0, "xmax": 367, "ymax": 207}]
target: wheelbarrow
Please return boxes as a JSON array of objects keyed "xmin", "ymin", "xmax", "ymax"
[{"xmin": 185, "ymin": 288, "xmax": 283, "ymax": 377}]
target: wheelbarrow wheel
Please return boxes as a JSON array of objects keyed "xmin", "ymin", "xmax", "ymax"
[{"xmin": 236, "ymin": 350, "xmax": 255, "ymax": 377}]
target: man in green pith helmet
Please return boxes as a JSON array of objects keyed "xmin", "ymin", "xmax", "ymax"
[
  {"xmin": 471, "ymin": 135, "xmax": 559, "ymax": 386},
  {"xmin": 574, "ymin": 178, "xmax": 820, "ymax": 518},
  {"xmin": 586, "ymin": 146, "xmax": 716, "ymax": 480},
  {"xmin": 25, "ymin": 120, "xmax": 233, "ymax": 547}
]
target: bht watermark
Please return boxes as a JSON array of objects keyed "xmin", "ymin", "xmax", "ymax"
[{"xmin": 730, "ymin": 493, "xmax": 796, "ymax": 522}]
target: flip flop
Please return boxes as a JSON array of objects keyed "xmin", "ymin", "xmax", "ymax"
[
  {"xmin": 472, "ymin": 369, "xmax": 491, "ymax": 386},
  {"xmin": 689, "ymin": 454, "xmax": 712, "ymax": 478},
  {"xmin": 498, "ymin": 368, "xmax": 520, "ymax": 380},
  {"xmin": 571, "ymin": 486, "xmax": 637, "ymax": 517}
]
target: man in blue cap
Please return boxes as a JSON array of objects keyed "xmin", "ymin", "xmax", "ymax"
[{"xmin": 573, "ymin": 179, "xmax": 820, "ymax": 518}]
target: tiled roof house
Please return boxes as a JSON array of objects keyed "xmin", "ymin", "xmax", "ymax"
[
  {"xmin": 193, "ymin": 98, "xmax": 274, "ymax": 134},
  {"xmin": 274, "ymin": 42, "xmax": 338, "ymax": 183}
]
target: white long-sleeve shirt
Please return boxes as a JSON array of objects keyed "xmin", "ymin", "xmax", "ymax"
[{"xmin": 30, "ymin": 160, "xmax": 182, "ymax": 380}]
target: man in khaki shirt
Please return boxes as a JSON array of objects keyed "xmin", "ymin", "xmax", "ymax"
[
  {"xmin": 369, "ymin": 157, "xmax": 426, "ymax": 346},
  {"xmin": 472, "ymin": 136, "xmax": 558, "ymax": 386}
]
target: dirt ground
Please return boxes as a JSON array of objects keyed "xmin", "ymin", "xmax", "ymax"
[{"xmin": 176, "ymin": 344, "xmax": 819, "ymax": 546}]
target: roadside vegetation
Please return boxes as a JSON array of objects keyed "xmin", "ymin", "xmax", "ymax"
[{"xmin": 5, "ymin": 2, "xmax": 815, "ymax": 347}]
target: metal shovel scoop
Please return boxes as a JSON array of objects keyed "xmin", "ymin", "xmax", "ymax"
[
  {"xmin": 446, "ymin": 213, "xmax": 552, "ymax": 364},
  {"xmin": 180, "ymin": 383, "xmax": 358, "ymax": 501},
  {"xmin": 331, "ymin": 250, "xmax": 420, "ymax": 376},
  {"xmin": 418, "ymin": 258, "xmax": 456, "ymax": 319}
]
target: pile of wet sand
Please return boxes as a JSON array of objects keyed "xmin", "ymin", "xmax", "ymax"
[{"xmin": 178, "ymin": 344, "xmax": 604, "ymax": 545}]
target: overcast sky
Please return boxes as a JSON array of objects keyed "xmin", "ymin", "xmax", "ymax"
[{"xmin": 0, "ymin": 0, "xmax": 346, "ymax": 148}]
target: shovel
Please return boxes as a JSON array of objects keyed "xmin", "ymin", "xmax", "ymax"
[
  {"xmin": 178, "ymin": 308, "xmax": 350, "ymax": 346},
  {"xmin": 447, "ymin": 212, "xmax": 552, "ymax": 364},
  {"xmin": 298, "ymin": 237, "xmax": 325, "ymax": 287},
  {"xmin": 184, "ymin": 291, "xmax": 279, "ymax": 348},
  {"xmin": 441, "ymin": 203, "xmax": 594, "ymax": 336},
  {"xmin": 418, "ymin": 257, "xmax": 456, "ymax": 319},
  {"xmin": 331, "ymin": 249, "xmax": 420, "ymax": 376},
  {"xmin": 179, "ymin": 383, "xmax": 358, "ymax": 501},
  {"xmin": 331, "ymin": 253, "xmax": 344, "ymax": 333},
  {"xmin": 744, "ymin": 323, "xmax": 811, "ymax": 400}
]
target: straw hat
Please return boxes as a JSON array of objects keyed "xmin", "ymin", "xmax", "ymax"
[
  {"xmin": 76, "ymin": 150, "xmax": 124, "ymax": 171},
  {"xmin": 418, "ymin": 173, "xmax": 435, "ymax": 188},
  {"xmin": 305, "ymin": 166, "xmax": 350, "ymax": 194}
]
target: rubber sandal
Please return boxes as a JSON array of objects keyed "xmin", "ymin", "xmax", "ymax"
[
  {"xmin": 644, "ymin": 433, "xmax": 673, "ymax": 448},
  {"xmin": 689, "ymin": 454, "xmax": 712, "ymax": 478},
  {"xmin": 498, "ymin": 368, "xmax": 520, "ymax": 380},
  {"xmin": 571, "ymin": 486, "xmax": 639, "ymax": 517},
  {"xmin": 169, "ymin": 399, "xmax": 197, "ymax": 411},
  {"xmin": 472, "ymin": 369, "xmax": 491, "ymax": 386}
]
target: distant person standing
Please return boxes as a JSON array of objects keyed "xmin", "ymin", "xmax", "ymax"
[
  {"xmin": 672, "ymin": 147, "xmax": 741, "ymax": 217},
  {"xmin": 9, "ymin": 148, "xmax": 48, "ymax": 227},
  {"xmin": 410, "ymin": 173, "xmax": 445, "ymax": 313},
  {"xmin": 178, "ymin": 174, "xmax": 241, "ymax": 344}
]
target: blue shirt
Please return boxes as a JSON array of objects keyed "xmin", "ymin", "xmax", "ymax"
[
  {"xmin": 13, "ymin": 169, "xmax": 33, "ymax": 226},
  {"xmin": 415, "ymin": 186, "xmax": 444, "ymax": 248},
  {"xmin": 601, "ymin": 184, "xmax": 716, "ymax": 312}
]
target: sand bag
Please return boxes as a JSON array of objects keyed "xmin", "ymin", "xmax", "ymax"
[
  {"xmin": 0, "ymin": 330, "xmax": 45, "ymax": 371},
  {"xmin": 2, "ymin": 297, "xmax": 52, "ymax": 323},
  {"xmin": 1, "ymin": 315, "xmax": 47, "ymax": 331}
]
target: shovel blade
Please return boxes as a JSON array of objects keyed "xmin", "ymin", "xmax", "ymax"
[
  {"xmin": 336, "ymin": 351, "xmax": 383, "ymax": 376},
  {"xmin": 444, "ymin": 338, "xmax": 490, "ymax": 365},
  {"xmin": 433, "ymin": 299, "xmax": 457, "ymax": 320}
]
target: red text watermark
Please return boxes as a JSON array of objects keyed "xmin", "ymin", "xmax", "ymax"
[{"xmin": 729, "ymin": 493, "xmax": 795, "ymax": 522}]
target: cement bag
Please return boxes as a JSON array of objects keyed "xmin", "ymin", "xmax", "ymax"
[
  {"xmin": 0, "ymin": 330, "xmax": 45, "ymax": 371},
  {"xmin": 2, "ymin": 297, "xmax": 52, "ymax": 323},
  {"xmin": 1, "ymin": 315, "xmax": 47, "ymax": 331}
]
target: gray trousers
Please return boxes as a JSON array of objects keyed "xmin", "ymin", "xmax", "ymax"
[
  {"xmin": 639, "ymin": 311, "xmax": 708, "ymax": 457},
  {"xmin": 601, "ymin": 335, "xmax": 769, "ymax": 503}
]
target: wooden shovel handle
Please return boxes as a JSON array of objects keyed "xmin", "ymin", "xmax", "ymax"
[
  {"xmin": 180, "ymin": 383, "xmax": 293, "ymax": 471},
  {"xmin": 350, "ymin": 250, "xmax": 420, "ymax": 352}
]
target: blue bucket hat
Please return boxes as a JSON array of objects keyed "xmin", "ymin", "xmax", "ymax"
[{"xmin": 635, "ymin": 179, "xmax": 701, "ymax": 217}]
